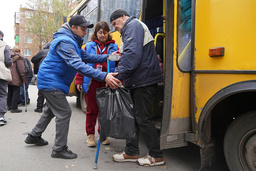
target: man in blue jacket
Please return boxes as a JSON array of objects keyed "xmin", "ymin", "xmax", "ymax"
[
  {"xmin": 24, "ymin": 15, "xmax": 120, "ymax": 159},
  {"xmin": 110, "ymin": 9, "xmax": 165, "ymax": 166}
]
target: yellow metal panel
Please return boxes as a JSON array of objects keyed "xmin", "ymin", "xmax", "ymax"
[
  {"xmin": 194, "ymin": 0, "xmax": 256, "ymax": 124},
  {"xmin": 110, "ymin": 31, "xmax": 121, "ymax": 47},
  {"xmin": 69, "ymin": 78, "xmax": 76, "ymax": 95},
  {"xmin": 194, "ymin": 74, "xmax": 256, "ymax": 123},
  {"xmin": 195, "ymin": 0, "xmax": 256, "ymax": 70},
  {"xmin": 170, "ymin": 0, "xmax": 190, "ymax": 120},
  {"xmin": 171, "ymin": 70, "xmax": 191, "ymax": 119}
]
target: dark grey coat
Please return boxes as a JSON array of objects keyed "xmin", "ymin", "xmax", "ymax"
[{"xmin": 116, "ymin": 17, "xmax": 163, "ymax": 89}]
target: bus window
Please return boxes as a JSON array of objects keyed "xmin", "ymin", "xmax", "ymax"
[
  {"xmin": 177, "ymin": 0, "xmax": 191, "ymax": 71},
  {"xmin": 100, "ymin": 0, "xmax": 141, "ymax": 31},
  {"xmin": 80, "ymin": 0, "xmax": 98, "ymax": 43}
]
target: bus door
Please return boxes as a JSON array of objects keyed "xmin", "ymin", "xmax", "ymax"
[{"xmin": 160, "ymin": 0, "xmax": 193, "ymax": 149}]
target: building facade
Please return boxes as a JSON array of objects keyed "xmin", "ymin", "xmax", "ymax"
[{"xmin": 14, "ymin": 7, "xmax": 39, "ymax": 62}]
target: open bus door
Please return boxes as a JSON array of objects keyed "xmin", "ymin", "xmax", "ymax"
[{"xmin": 149, "ymin": 0, "xmax": 193, "ymax": 149}]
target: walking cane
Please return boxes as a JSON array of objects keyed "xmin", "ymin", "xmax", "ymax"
[
  {"xmin": 23, "ymin": 82, "xmax": 27, "ymax": 112},
  {"xmin": 93, "ymin": 54, "xmax": 119, "ymax": 169},
  {"xmin": 93, "ymin": 59, "xmax": 111, "ymax": 170},
  {"xmin": 93, "ymin": 133, "xmax": 101, "ymax": 169}
]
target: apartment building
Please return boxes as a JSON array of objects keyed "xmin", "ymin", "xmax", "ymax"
[{"xmin": 14, "ymin": 7, "xmax": 39, "ymax": 62}]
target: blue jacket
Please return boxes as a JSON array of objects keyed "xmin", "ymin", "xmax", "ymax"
[
  {"xmin": 116, "ymin": 17, "xmax": 163, "ymax": 89},
  {"xmin": 82, "ymin": 41, "xmax": 118, "ymax": 93},
  {"xmin": 37, "ymin": 23, "xmax": 108, "ymax": 95}
]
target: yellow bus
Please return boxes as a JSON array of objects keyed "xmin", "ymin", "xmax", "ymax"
[{"xmin": 69, "ymin": 0, "xmax": 256, "ymax": 170}]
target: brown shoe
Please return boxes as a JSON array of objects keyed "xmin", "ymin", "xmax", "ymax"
[
  {"xmin": 87, "ymin": 134, "xmax": 96, "ymax": 147},
  {"xmin": 137, "ymin": 154, "xmax": 165, "ymax": 166},
  {"xmin": 102, "ymin": 138, "xmax": 110, "ymax": 145},
  {"xmin": 113, "ymin": 151, "xmax": 140, "ymax": 162}
]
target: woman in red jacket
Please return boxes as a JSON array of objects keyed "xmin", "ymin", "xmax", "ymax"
[{"xmin": 75, "ymin": 21, "xmax": 118, "ymax": 147}]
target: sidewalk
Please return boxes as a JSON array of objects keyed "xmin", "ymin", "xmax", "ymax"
[{"xmin": 1, "ymin": 85, "xmax": 171, "ymax": 171}]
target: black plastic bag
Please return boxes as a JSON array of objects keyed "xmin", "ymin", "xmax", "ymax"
[{"xmin": 96, "ymin": 87, "xmax": 136, "ymax": 139}]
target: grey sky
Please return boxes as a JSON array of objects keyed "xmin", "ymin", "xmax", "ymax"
[{"xmin": 0, "ymin": 0, "xmax": 28, "ymax": 47}]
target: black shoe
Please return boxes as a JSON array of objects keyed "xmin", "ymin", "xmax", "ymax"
[
  {"xmin": 24, "ymin": 134, "xmax": 48, "ymax": 146},
  {"xmin": 7, "ymin": 106, "xmax": 11, "ymax": 111},
  {"xmin": 51, "ymin": 146, "xmax": 77, "ymax": 159},
  {"xmin": 0, "ymin": 117, "xmax": 7, "ymax": 126},
  {"xmin": 34, "ymin": 108, "xmax": 42, "ymax": 113},
  {"xmin": 11, "ymin": 109, "xmax": 22, "ymax": 113}
]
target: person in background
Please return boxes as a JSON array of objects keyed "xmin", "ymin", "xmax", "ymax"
[
  {"xmin": 20, "ymin": 56, "xmax": 33, "ymax": 105},
  {"xmin": 0, "ymin": 30, "xmax": 12, "ymax": 126},
  {"xmin": 31, "ymin": 42, "xmax": 51, "ymax": 113},
  {"xmin": 75, "ymin": 21, "xmax": 118, "ymax": 147},
  {"xmin": 109, "ymin": 9, "xmax": 165, "ymax": 166},
  {"xmin": 24, "ymin": 15, "xmax": 120, "ymax": 159},
  {"xmin": 7, "ymin": 47, "xmax": 27, "ymax": 113}
]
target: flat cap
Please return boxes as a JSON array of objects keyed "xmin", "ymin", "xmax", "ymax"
[{"xmin": 110, "ymin": 9, "xmax": 129, "ymax": 23}]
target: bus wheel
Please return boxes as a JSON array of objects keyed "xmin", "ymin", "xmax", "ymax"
[
  {"xmin": 224, "ymin": 111, "xmax": 256, "ymax": 171},
  {"xmin": 80, "ymin": 89, "xmax": 87, "ymax": 114}
]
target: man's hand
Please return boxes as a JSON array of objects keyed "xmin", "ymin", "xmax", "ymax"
[
  {"xmin": 105, "ymin": 73, "xmax": 121, "ymax": 89},
  {"xmin": 76, "ymin": 84, "xmax": 82, "ymax": 92},
  {"xmin": 111, "ymin": 50, "xmax": 121, "ymax": 56}
]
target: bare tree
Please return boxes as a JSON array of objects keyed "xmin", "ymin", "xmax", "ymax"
[{"xmin": 26, "ymin": 0, "xmax": 80, "ymax": 51}]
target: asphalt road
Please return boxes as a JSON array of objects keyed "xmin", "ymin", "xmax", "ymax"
[{"xmin": 1, "ymin": 85, "xmax": 229, "ymax": 171}]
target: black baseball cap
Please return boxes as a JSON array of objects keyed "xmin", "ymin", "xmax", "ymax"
[{"xmin": 69, "ymin": 15, "xmax": 94, "ymax": 28}]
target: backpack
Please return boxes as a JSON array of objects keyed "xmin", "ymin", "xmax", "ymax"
[
  {"xmin": 24, "ymin": 58, "xmax": 29, "ymax": 73},
  {"xmin": 24, "ymin": 57, "xmax": 33, "ymax": 77}
]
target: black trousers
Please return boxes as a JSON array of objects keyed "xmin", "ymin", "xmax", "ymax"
[
  {"xmin": 36, "ymin": 89, "xmax": 45, "ymax": 109},
  {"xmin": 7, "ymin": 85, "xmax": 20, "ymax": 109},
  {"xmin": 125, "ymin": 84, "xmax": 164, "ymax": 158}
]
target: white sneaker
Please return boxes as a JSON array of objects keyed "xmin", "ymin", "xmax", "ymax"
[
  {"xmin": 137, "ymin": 154, "xmax": 165, "ymax": 167},
  {"xmin": 0, "ymin": 117, "xmax": 7, "ymax": 126},
  {"xmin": 113, "ymin": 151, "xmax": 139, "ymax": 162}
]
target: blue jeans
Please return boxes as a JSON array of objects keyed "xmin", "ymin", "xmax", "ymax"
[
  {"xmin": 125, "ymin": 84, "xmax": 164, "ymax": 158},
  {"xmin": 20, "ymin": 77, "xmax": 32, "ymax": 105}
]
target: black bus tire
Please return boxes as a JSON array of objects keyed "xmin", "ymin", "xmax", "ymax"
[{"xmin": 224, "ymin": 111, "xmax": 256, "ymax": 171}]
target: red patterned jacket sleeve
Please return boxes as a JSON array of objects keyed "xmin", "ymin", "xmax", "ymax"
[{"xmin": 75, "ymin": 72, "xmax": 84, "ymax": 85}]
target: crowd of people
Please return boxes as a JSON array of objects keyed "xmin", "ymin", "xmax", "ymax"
[
  {"xmin": 0, "ymin": 31, "xmax": 33, "ymax": 125},
  {"xmin": 0, "ymin": 8, "xmax": 165, "ymax": 167}
]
